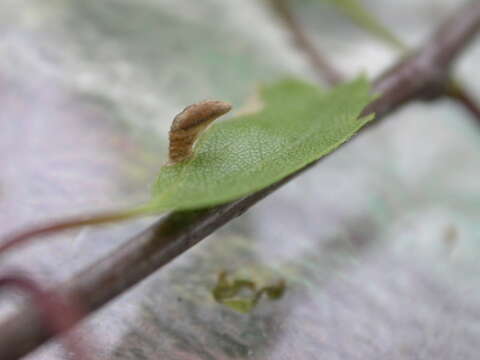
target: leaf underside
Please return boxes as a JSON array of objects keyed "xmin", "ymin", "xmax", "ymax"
[{"xmin": 149, "ymin": 77, "xmax": 374, "ymax": 212}]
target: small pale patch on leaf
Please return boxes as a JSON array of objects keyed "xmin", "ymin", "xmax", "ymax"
[{"xmin": 235, "ymin": 88, "xmax": 265, "ymax": 117}]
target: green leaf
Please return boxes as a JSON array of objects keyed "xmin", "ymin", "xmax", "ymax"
[
  {"xmin": 220, "ymin": 299, "xmax": 256, "ymax": 314},
  {"xmin": 211, "ymin": 271, "xmax": 286, "ymax": 313},
  {"xmin": 147, "ymin": 77, "xmax": 374, "ymax": 212},
  {"xmin": 320, "ymin": 0, "xmax": 406, "ymax": 50}
]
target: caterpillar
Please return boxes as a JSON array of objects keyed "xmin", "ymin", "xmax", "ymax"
[{"xmin": 168, "ymin": 100, "xmax": 232, "ymax": 164}]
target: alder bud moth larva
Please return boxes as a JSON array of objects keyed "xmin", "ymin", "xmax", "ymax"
[{"xmin": 168, "ymin": 100, "xmax": 232, "ymax": 164}]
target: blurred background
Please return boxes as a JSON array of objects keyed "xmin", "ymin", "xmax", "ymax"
[{"xmin": 1, "ymin": 0, "xmax": 480, "ymax": 359}]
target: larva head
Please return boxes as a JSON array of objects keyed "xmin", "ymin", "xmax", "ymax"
[{"xmin": 168, "ymin": 100, "xmax": 232, "ymax": 164}]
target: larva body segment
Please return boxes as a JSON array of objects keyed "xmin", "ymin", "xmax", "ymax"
[{"xmin": 168, "ymin": 100, "xmax": 232, "ymax": 164}]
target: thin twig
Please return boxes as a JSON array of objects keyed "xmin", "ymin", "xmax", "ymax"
[
  {"xmin": 1, "ymin": 1, "xmax": 480, "ymax": 359},
  {"xmin": 269, "ymin": 0, "xmax": 343, "ymax": 86},
  {"xmin": 0, "ymin": 210, "xmax": 143, "ymax": 255},
  {"xmin": 447, "ymin": 81, "xmax": 480, "ymax": 123},
  {"xmin": 0, "ymin": 272, "xmax": 91, "ymax": 360}
]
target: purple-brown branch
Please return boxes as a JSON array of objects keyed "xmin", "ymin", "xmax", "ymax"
[
  {"xmin": 366, "ymin": 0, "xmax": 480, "ymax": 119},
  {"xmin": 0, "ymin": 210, "xmax": 141, "ymax": 255},
  {"xmin": 447, "ymin": 82, "xmax": 480, "ymax": 123},
  {"xmin": 1, "ymin": 1, "xmax": 480, "ymax": 359},
  {"xmin": 0, "ymin": 272, "xmax": 91, "ymax": 360}
]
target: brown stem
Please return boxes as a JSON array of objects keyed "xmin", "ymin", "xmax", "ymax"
[
  {"xmin": 1, "ymin": 1, "xmax": 480, "ymax": 359},
  {"xmin": 0, "ymin": 209, "xmax": 143, "ymax": 256},
  {"xmin": 366, "ymin": 1, "xmax": 480, "ymax": 120},
  {"xmin": 0, "ymin": 272, "xmax": 92, "ymax": 360},
  {"xmin": 447, "ymin": 81, "xmax": 480, "ymax": 123},
  {"xmin": 269, "ymin": 0, "xmax": 343, "ymax": 86}
]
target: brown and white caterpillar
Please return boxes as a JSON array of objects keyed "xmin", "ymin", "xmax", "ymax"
[{"xmin": 168, "ymin": 100, "xmax": 232, "ymax": 165}]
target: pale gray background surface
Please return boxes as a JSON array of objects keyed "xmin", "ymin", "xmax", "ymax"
[{"xmin": 1, "ymin": 0, "xmax": 480, "ymax": 359}]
